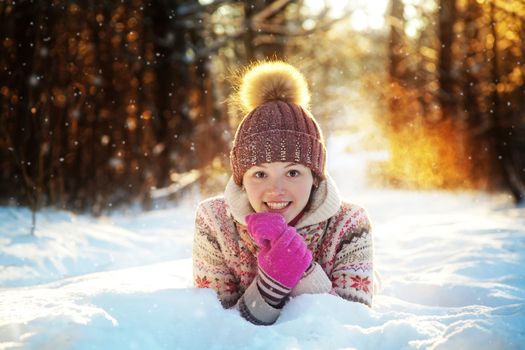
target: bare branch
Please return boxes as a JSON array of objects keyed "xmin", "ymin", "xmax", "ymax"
[
  {"xmin": 251, "ymin": 0, "xmax": 294, "ymax": 22},
  {"xmin": 176, "ymin": 0, "xmax": 232, "ymax": 17}
]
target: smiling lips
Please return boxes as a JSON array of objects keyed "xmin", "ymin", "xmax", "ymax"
[{"xmin": 265, "ymin": 201, "xmax": 291, "ymax": 210}]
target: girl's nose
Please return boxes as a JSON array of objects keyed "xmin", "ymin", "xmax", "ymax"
[{"xmin": 267, "ymin": 177, "xmax": 285, "ymax": 195}]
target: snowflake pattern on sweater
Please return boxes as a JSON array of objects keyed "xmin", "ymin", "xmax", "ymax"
[{"xmin": 193, "ymin": 178, "xmax": 374, "ymax": 310}]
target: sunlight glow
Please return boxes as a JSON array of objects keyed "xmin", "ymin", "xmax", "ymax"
[
  {"xmin": 304, "ymin": 0, "xmax": 389, "ymax": 32},
  {"xmin": 403, "ymin": 0, "xmax": 438, "ymax": 37},
  {"xmin": 350, "ymin": 9, "xmax": 369, "ymax": 31},
  {"xmin": 382, "ymin": 117, "xmax": 478, "ymax": 189}
]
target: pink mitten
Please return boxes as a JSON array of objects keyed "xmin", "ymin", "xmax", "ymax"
[
  {"xmin": 246, "ymin": 212, "xmax": 288, "ymax": 249},
  {"xmin": 257, "ymin": 226, "xmax": 312, "ymax": 289}
]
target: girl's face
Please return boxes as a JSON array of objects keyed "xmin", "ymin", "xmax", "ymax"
[{"xmin": 242, "ymin": 162, "xmax": 314, "ymax": 224}]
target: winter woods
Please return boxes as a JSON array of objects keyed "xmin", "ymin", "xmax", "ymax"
[
  {"xmin": 1, "ymin": 0, "xmax": 524, "ymax": 215},
  {"xmin": 1, "ymin": 0, "xmax": 229, "ymax": 214},
  {"xmin": 384, "ymin": 0, "xmax": 525, "ymax": 201}
]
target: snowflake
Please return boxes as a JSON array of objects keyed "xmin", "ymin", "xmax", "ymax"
[
  {"xmin": 195, "ymin": 276, "xmax": 211, "ymax": 288},
  {"xmin": 350, "ymin": 276, "xmax": 371, "ymax": 293}
]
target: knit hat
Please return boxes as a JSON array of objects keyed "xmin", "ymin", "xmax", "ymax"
[{"xmin": 230, "ymin": 61, "xmax": 326, "ymax": 185}]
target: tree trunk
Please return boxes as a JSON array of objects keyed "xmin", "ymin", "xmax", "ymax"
[
  {"xmin": 388, "ymin": 0, "xmax": 405, "ymax": 82},
  {"xmin": 489, "ymin": 2, "xmax": 524, "ymax": 202},
  {"xmin": 243, "ymin": 0, "xmax": 287, "ymax": 62},
  {"xmin": 438, "ymin": 0, "xmax": 458, "ymax": 121}
]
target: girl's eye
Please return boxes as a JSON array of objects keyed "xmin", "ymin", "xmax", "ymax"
[
  {"xmin": 287, "ymin": 169, "xmax": 300, "ymax": 177},
  {"xmin": 254, "ymin": 171, "xmax": 266, "ymax": 179}
]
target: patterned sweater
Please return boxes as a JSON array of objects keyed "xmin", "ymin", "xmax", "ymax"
[{"xmin": 193, "ymin": 175, "xmax": 373, "ymax": 324}]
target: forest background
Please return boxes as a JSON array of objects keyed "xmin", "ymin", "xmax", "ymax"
[{"xmin": 1, "ymin": 0, "xmax": 524, "ymax": 219}]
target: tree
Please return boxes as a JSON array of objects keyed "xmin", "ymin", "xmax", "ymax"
[
  {"xmin": 438, "ymin": 0, "xmax": 458, "ymax": 120},
  {"xmin": 0, "ymin": 0, "xmax": 227, "ymax": 214}
]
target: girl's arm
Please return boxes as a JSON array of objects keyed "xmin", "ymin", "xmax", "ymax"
[
  {"xmin": 291, "ymin": 207, "xmax": 374, "ymax": 307},
  {"xmin": 330, "ymin": 209, "xmax": 374, "ymax": 307},
  {"xmin": 193, "ymin": 202, "xmax": 283, "ymax": 325},
  {"xmin": 193, "ymin": 206, "xmax": 240, "ymax": 308}
]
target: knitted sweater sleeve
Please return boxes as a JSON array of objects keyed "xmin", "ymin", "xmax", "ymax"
[
  {"xmin": 193, "ymin": 200, "xmax": 283, "ymax": 325},
  {"xmin": 330, "ymin": 206, "xmax": 374, "ymax": 307},
  {"xmin": 193, "ymin": 202, "xmax": 240, "ymax": 308}
]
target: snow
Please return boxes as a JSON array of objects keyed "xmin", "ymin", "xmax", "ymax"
[{"xmin": 1, "ymin": 137, "xmax": 525, "ymax": 349}]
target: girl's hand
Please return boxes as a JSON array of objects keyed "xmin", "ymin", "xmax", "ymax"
[
  {"xmin": 246, "ymin": 212, "xmax": 288, "ymax": 249},
  {"xmin": 257, "ymin": 226, "xmax": 312, "ymax": 289}
]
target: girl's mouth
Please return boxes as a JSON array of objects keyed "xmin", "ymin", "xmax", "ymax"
[{"xmin": 265, "ymin": 201, "xmax": 291, "ymax": 211}]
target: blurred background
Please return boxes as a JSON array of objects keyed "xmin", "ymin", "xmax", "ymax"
[{"xmin": 1, "ymin": 0, "xmax": 524, "ymax": 216}]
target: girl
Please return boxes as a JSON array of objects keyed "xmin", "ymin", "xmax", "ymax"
[{"xmin": 193, "ymin": 61, "xmax": 373, "ymax": 325}]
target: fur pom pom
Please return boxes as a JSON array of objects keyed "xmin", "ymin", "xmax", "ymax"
[{"xmin": 239, "ymin": 61, "xmax": 310, "ymax": 111}]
